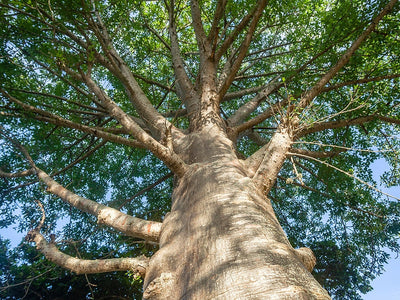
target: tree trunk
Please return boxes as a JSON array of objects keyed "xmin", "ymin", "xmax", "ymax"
[{"xmin": 143, "ymin": 130, "xmax": 331, "ymax": 299}]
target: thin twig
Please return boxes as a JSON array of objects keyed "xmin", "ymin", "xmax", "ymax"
[{"xmin": 288, "ymin": 152, "xmax": 400, "ymax": 201}]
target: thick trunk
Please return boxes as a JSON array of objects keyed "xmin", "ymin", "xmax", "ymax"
[{"xmin": 143, "ymin": 131, "xmax": 330, "ymax": 299}]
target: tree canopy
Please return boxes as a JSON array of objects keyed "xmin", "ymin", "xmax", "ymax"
[{"xmin": 0, "ymin": 0, "xmax": 400, "ymax": 299}]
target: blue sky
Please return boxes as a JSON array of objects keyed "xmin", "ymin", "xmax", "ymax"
[
  {"xmin": 364, "ymin": 254, "xmax": 400, "ymax": 299},
  {"xmin": 364, "ymin": 159, "xmax": 400, "ymax": 299}
]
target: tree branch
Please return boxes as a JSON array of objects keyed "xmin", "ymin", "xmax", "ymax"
[
  {"xmin": 26, "ymin": 230, "xmax": 149, "ymax": 276},
  {"xmin": 296, "ymin": 114, "xmax": 400, "ymax": 137},
  {"xmin": 229, "ymin": 32, "xmax": 362, "ymax": 132},
  {"xmin": 297, "ymin": 0, "xmax": 399, "ymax": 110},
  {"xmin": 207, "ymin": 0, "xmax": 227, "ymax": 49},
  {"xmin": 215, "ymin": 8, "xmax": 253, "ymax": 62},
  {"xmin": 117, "ymin": 172, "xmax": 173, "ymax": 210},
  {"xmin": 277, "ymin": 175, "xmax": 384, "ymax": 218},
  {"xmin": 222, "ymin": 84, "xmax": 268, "ymax": 102},
  {"xmin": 249, "ymin": 126, "xmax": 293, "ymax": 193},
  {"xmin": 0, "ymin": 168, "xmax": 35, "ymax": 178},
  {"xmin": 288, "ymin": 151, "xmax": 400, "ymax": 201},
  {"xmin": 0, "ymin": 129, "xmax": 163, "ymax": 242},
  {"xmin": 217, "ymin": 0, "xmax": 269, "ymax": 100},
  {"xmin": 5, "ymin": 88, "xmax": 106, "ymax": 113},
  {"xmin": 86, "ymin": 2, "xmax": 178, "ymax": 139},
  {"xmin": 38, "ymin": 166, "xmax": 162, "ymax": 241},
  {"xmin": 1, "ymin": 89, "xmax": 144, "ymax": 149},
  {"xmin": 229, "ymin": 77, "xmax": 282, "ymax": 130},
  {"xmin": 82, "ymin": 75, "xmax": 188, "ymax": 177},
  {"xmin": 143, "ymin": 21, "xmax": 171, "ymax": 51},
  {"xmin": 52, "ymin": 140, "xmax": 108, "ymax": 178},
  {"xmin": 191, "ymin": 0, "xmax": 212, "ymax": 62},
  {"xmin": 167, "ymin": 0, "xmax": 199, "ymax": 116},
  {"xmin": 289, "ymin": 147, "xmax": 346, "ymax": 159},
  {"xmin": 321, "ymin": 73, "xmax": 400, "ymax": 94}
]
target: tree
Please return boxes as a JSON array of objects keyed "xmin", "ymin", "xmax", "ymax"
[{"xmin": 1, "ymin": 0, "xmax": 400, "ymax": 299}]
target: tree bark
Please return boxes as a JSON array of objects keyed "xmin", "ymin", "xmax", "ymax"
[{"xmin": 143, "ymin": 130, "xmax": 330, "ymax": 299}]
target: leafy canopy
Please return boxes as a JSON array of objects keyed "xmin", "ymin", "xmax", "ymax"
[{"xmin": 0, "ymin": 0, "xmax": 400, "ymax": 299}]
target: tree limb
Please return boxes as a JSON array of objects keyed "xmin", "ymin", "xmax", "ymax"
[
  {"xmin": 86, "ymin": 2, "xmax": 178, "ymax": 138},
  {"xmin": 0, "ymin": 128, "xmax": 163, "ymax": 242},
  {"xmin": 249, "ymin": 126, "xmax": 293, "ymax": 193},
  {"xmin": 52, "ymin": 140, "xmax": 108, "ymax": 178},
  {"xmin": 0, "ymin": 168, "xmax": 35, "ymax": 178},
  {"xmin": 297, "ymin": 0, "xmax": 399, "ymax": 110},
  {"xmin": 37, "ymin": 167, "xmax": 162, "ymax": 242},
  {"xmin": 215, "ymin": 8, "xmax": 254, "ymax": 62},
  {"xmin": 296, "ymin": 114, "xmax": 400, "ymax": 137},
  {"xmin": 321, "ymin": 73, "xmax": 400, "ymax": 94},
  {"xmin": 229, "ymin": 31, "xmax": 362, "ymax": 132},
  {"xmin": 217, "ymin": 0, "xmax": 269, "ymax": 100},
  {"xmin": 82, "ymin": 75, "xmax": 188, "ymax": 177},
  {"xmin": 167, "ymin": 0, "xmax": 199, "ymax": 116},
  {"xmin": 277, "ymin": 175, "xmax": 384, "ymax": 218},
  {"xmin": 5, "ymin": 88, "xmax": 107, "ymax": 113},
  {"xmin": 208, "ymin": 0, "xmax": 227, "ymax": 49},
  {"xmin": 191, "ymin": 0, "xmax": 212, "ymax": 63},
  {"xmin": 117, "ymin": 172, "xmax": 173, "ymax": 210},
  {"xmin": 229, "ymin": 77, "xmax": 282, "ymax": 129},
  {"xmin": 289, "ymin": 147, "xmax": 346, "ymax": 159},
  {"xmin": 26, "ymin": 230, "xmax": 149, "ymax": 276},
  {"xmin": 223, "ymin": 84, "xmax": 268, "ymax": 102},
  {"xmin": 288, "ymin": 151, "xmax": 400, "ymax": 201},
  {"xmin": 1, "ymin": 89, "xmax": 144, "ymax": 149}
]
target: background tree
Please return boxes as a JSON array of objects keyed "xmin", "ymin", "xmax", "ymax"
[{"xmin": 0, "ymin": 0, "xmax": 400, "ymax": 299}]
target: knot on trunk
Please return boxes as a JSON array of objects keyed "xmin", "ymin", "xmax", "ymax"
[
  {"xmin": 294, "ymin": 247, "xmax": 316, "ymax": 272},
  {"xmin": 143, "ymin": 272, "xmax": 175, "ymax": 300}
]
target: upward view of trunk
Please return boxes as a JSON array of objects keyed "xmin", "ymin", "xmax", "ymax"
[
  {"xmin": 143, "ymin": 129, "xmax": 331, "ymax": 299},
  {"xmin": 2, "ymin": 0, "xmax": 399, "ymax": 299}
]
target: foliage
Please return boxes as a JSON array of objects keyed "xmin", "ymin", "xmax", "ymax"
[
  {"xmin": 0, "ymin": 237, "xmax": 145, "ymax": 299},
  {"xmin": 0, "ymin": 0, "xmax": 399, "ymax": 299}
]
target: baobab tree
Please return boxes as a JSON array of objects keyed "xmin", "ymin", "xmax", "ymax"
[{"xmin": 1, "ymin": 0, "xmax": 400, "ymax": 299}]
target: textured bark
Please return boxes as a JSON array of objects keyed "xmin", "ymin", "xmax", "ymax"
[
  {"xmin": 26, "ymin": 230, "xmax": 149, "ymax": 276},
  {"xmin": 2, "ymin": 2, "xmax": 399, "ymax": 298},
  {"xmin": 143, "ymin": 131, "xmax": 331, "ymax": 299},
  {"xmin": 36, "ymin": 168, "xmax": 162, "ymax": 242}
]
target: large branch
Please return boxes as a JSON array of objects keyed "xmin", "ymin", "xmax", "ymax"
[
  {"xmin": 242, "ymin": 130, "xmax": 345, "ymax": 159},
  {"xmin": 321, "ymin": 73, "xmax": 400, "ymax": 94},
  {"xmin": 215, "ymin": 8, "xmax": 254, "ymax": 62},
  {"xmin": 83, "ymin": 75, "xmax": 188, "ymax": 177},
  {"xmin": 228, "ymin": 77, "xmax": 282, "ymax": 129},
  {"xmin": 207, "ymin": 0, "xmax": 227, "ymax": 48},
  {"xmin": 230, "ymin": 34, "xmax": 358, "ymax": 132},
  {"xmin": 1, "ymin": 89, "xmax": 144, "ymax": 149},
  {"xmin": 296, "ymin": 115, "xmax": 400, "ymax": 137},
  {"xmin": 217, "ymin": 0, "xmax": 269, "ymax": 101},
  {"xmin": 191, "ymin": 0, "xmax": 219, "ymax": 103},
  {"xmin": 0, "ymin": 168, "xmax": 35, "ymax": 178},
  {"xmin": 223, "ymin": 84, "xmax": 268, "ymax": 102},
  {"xmin": 0, "ymin": 128, "xmax": 162, "ymax": 242},
  {"xmin": 87, "ymin": 4, "xmax": 179, "ymax": 139},
  {"xmin": 247, "ymin": 126, "xmax": 293, "ymax": 193},
  {"xmin": 26, "ymin": 230, "xmax": 149, "ymax": 276},
  {"xmin": 297, "ymin": 0, "xmax": 398, "ymax": 110},
  {"xmin": 191, "ymin": 0, "xmax": 212, "ymax": 62},
  {"xmin": 167, "ymin": 0, "xmax": 199, "ymax": 116},
  {"xmin": 289, "ymin": 147, "xmax": 346, "ymax": 159},
  {"xmin": 38, "ymin": 167, "xmax": 162, "ymax": 242}
]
